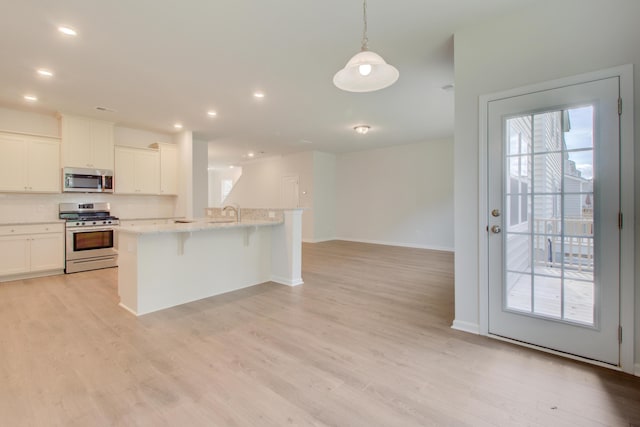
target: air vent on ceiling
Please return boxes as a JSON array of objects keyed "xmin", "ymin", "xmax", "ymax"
[{"xmin": 95, "ymin": 106, "xmax": 117, "ymax": 113}]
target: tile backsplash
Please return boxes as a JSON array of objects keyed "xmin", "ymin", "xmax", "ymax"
[{"xmin": 0, "ymin": 193, "xmax": 176, "ymax": 223}]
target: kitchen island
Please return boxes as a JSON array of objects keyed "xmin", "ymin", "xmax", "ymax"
[{"xmin": 117, "ymin": 209, "xmax": 303, "ymax": 315}]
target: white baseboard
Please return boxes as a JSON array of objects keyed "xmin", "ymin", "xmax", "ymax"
[
  {"xmin": 118, "ymin": 302, "xmax": 139, "ymax": 317},
  {"xmin": 451, "ymin": 319, "xmax": 480, "ymax": 334},
  {"xmin": 271, "ymin": 275, "xmax": 304, "ymax": 287},
  {"xmin": 302, "ymin": 237, "xmax": 334, "ymax": 243},
  {"xmin": 0, "ymin": 269, "xmax": 65, "ymax": 283},
  {"xmin": 333, "ymin": 237, "xmax": 454, "ymax": 252},
  {"xmin": 635, "ymin": 363, "xmax": 640, "ymax": 377}
]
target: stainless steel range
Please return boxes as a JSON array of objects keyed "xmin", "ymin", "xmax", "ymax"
[{"xmin": 59, "ymin": 202, "xmax": 119, "ymax": 273}]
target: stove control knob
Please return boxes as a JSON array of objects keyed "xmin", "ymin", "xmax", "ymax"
[
  {"xmin": 92, "ymin": 221, "xmax": 97, "ymax": 225},
  {"xmin": 81, "ymin": 222, "xmax": 85, "ymax": 226},
  {"xmin": 102, "ymin": 221, "xmax": 107, "ymax": 224}
]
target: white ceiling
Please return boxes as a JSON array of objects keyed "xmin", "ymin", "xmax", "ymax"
[{"xmin": 0, "ymin": 0, "xmax": 535, "ymax": 167}]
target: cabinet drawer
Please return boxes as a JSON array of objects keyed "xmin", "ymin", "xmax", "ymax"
[{"xmin": 0, "ymin": 223, "xmax": 64, "ymax": 236}]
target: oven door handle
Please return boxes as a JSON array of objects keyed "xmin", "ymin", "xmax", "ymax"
[{"xmin": 67, "ymin": 227, "xmax": 117, "ymax": 232}]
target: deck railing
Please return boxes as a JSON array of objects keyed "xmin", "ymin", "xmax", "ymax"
[{"xmin": 533, "ymin": 218, "xmax": 593, "ymax": 272}]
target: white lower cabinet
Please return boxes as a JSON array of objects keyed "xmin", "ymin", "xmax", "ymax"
[{"xmin": 0, "ymin": 223, "xmax": 65, "ymax": 281}]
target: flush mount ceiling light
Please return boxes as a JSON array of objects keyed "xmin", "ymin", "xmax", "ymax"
[
  {"xmin": 253, "ymin": 92, "xmax": 265, "ymax": 98},
  {"xmin": 173, "ymin": 123, "xmax": 183, "ymax": 129},
  {"xmin": 354, "ymin": 125, "xmax": 370, "ymax": 135},
  {"xmin": 58, "ymin": 26, "xmax": 77, "ymax": 36},
  {"xmin": 37, "ymin": 69, "xmax": 54, "ymax": 77},
  {"xmin": 207, "ymin": 110, "xmax": 217, "ymax": 117},
  {"xmin": 333, "ymin": 0, "xmax": 399, "ymax": 93},
  {"xmin": 24, "ymin": 94, "xmax": 38, "ymax": 102}
]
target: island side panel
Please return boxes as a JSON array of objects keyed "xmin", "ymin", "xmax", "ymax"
[
  {"xmin": 120, "ymin": 226, "xmax": 272, "ymax": 315},
  {"xmin": 271, "ymin": 209, "xmax": 303, "ymax": 286},
  {"xmin": 118, "ymin": 232, "xmax": 140, "ymax": 315}
]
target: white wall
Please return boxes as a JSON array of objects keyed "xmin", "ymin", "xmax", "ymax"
[
  {"xmin": 312, "ymin": 152, "xmax": 336, "ymax": 242},
  {"xmin": 225, "ymin": 152, "xmax": 315, "ymax": 240},
  {"xmin": 335, "ymin": 139, "xmax": 454, "ymax": 251},
  {"xmin": 453, "ymin": 0, "xmax": 640, "ymax": 371},
  {"xmin": 192, "ymin": 139, "xmax": 209, "ymax": 218},
  {"xmin": 208, "ymin": 167, "xmax": 243, "ymax": 207}
]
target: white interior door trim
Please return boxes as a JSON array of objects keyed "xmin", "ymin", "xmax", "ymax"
[{"xmin": 478, "ymin": 64, "xmax": 634, "ymax": 374}]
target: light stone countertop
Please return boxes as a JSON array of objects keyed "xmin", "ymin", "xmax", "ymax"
[
  {"xmin": 0, "ymin": 220, "xmax": 66, "ymax": 226},
  {"xmin": 117, "ymin": 218, "xmax": 283, "ymax": 235}
]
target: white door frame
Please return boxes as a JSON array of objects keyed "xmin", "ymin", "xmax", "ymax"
[{"xmin": 477, "ymin": 65, "xmax": 635, "ymax": 374}]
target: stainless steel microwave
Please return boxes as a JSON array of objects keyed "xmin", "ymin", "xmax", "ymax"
[{"xmin": 62, "ymin": 167, "xmax": 114, "ymax": 193}]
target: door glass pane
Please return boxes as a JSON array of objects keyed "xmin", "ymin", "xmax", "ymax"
[
  {"xmin": 564, "ymin": 279, "xmax": 595, "ymax": 324},
  {"xmin": 506, "ymin": 272, "xmax": 531, "ymax": 312},
  {"xmin": 503, "ymin": 107, "xmax": 596, "ymax": 326},
  {"xmin": 533, "ymin": 275, "xmax": 562, "ymax": 318},
  {"xmin": 563, "ymin": 106, "xmax": 594, "ymax": 150},
  {"xmin": 533, "ymin": 153, "xmax": 562, "ymax": 194},
  {"xmin": 506, "ymin": 233, "xmax": 530, "ymax": 272}
]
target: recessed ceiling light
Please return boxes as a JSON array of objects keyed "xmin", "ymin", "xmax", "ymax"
[
  {"xmin": 354, "ymin": 125, "xmax": 370, "ymax": 135},
  {"xmin": 248, "ymin": 152, "xmax": 255, "ymax": 157},
  {"xmin": 58, "ymin": 26, "xmax": 77, "ymax": 36},
  {"xmin": 207, "ymin": 111, "xmax": 217, "ymax": 117},
  {"xmin": 229, "ymin": 165, "xmax": 235, "ymax": 169},
  {"xmin": 253, "ymin": 92, "xmax": 265, "ymax": 98},
  {"xmin": 37, "ymin": 69, "xmax": 54, "ymax": 77},
  {"xmin": 24, "ymin": 95, "xmax": 38, "ymax": 102},
  {"xmin": 174, "ymin": 123, "xmax": 183, "ymax": 129}
]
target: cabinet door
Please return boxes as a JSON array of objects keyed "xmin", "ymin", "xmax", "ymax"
[
  {"xmin": 27, "ymin": 138, "xmax": 61, "ymax": 192},
  {"xmin": 0, "ymin": 134, "xmax": 27, "ymax": 192},
  {"xmin": 30, "ymin": 233, "xmax": 65, "ymax": 271},
  {"xmin": 0, "ymin": 236, "xmax": 30, "ymax": 275},
  {"xmin": 115, "ymin": 148, "xmax": 136, "ymax": 193},
  {"xmin": 160, "ymin": 145, "xmax": 178, "ymax": 195},
  {"xmin": 91, "ymin": 120, "xmax": 114, "ymax": 170},
  {"xmin": 135, "ymin": 150, "xmax": 160, "ymax": 194},
  {"xmin": 62, "ymin": 115, "xmax": 93, "ymax": 168}
]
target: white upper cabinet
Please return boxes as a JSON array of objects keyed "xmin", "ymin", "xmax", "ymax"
[
  {"xmin": 151, "ymin": 142, "xmax": 178, "ymax": 195},
  {"xmin": 60, "ymin": 114, "xmax": 114, "ymax": 170},
  {"xmin": 0, "ymin": 132, "xmax": 60, "ymax": 193},
  {"xmin": 114, "ymin": 146, "xmax": 160, "ymax": 194}
]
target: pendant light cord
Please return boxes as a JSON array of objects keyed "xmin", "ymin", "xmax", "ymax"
[{"xmin": 361, "ymin": 0, "xmax": 369, "ymax": 51}]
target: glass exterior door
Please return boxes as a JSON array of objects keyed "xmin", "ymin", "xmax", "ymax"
[{"xmin": 488, "ymin": 78, "xmax": 620, "ymax": 365}]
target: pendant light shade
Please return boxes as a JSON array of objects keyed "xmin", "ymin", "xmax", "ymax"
[
  {"xmin": 333, "ymin": 0, "xmax": 399, "ymax": 93},
  {"xmin": 333, "ymin": 50, "xmax": 399, "ymax": 93}
]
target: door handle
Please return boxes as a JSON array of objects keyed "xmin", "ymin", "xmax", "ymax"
[{"xmin": 491, "ymin": 225, "xmax": 502, "ymax": 234}]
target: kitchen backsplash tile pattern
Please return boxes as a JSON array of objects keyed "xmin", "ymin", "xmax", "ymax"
[{"xmin": 0, "ymin": 193, "xmax": 175, "ymax": 223}]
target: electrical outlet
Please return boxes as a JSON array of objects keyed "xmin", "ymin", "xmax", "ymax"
[{"xmin": 268, "ymin": 211, "xmax": 275, "ymax": 218}]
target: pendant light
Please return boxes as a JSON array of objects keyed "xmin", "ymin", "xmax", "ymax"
[{"xmin": 333, "ymin": 0, "xmax": 399, "ymax": 92}]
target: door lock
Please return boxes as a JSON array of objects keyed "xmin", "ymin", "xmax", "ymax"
[
  {"xmin": 491, "ymin": 209, "xmax": 501, "ymax": 217},
  {"xmin": 491, "ymin": 225, "xmax": 502, "ymax": 234}
]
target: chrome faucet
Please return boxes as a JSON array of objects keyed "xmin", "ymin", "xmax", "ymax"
[{"xmin": 222, "ymin": 204, "xmax": 240, "ymax": 222}]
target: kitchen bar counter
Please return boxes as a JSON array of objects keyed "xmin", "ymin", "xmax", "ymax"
[
  {"xmin": 117, "ymin": 209, "xmax": 303, "ymax": 316},
  {"xmin": 117, "ymin": 217, "xmax": 283, "ymax": 235}
]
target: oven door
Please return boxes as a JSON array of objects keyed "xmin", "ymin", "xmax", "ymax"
[{"xmin": 66, "ymin": 227, "xmax": 118, "ymax": 261}]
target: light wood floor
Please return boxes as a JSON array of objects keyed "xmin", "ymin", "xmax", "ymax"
[{"xmin": 1, "ymin": 241, "xmax": 639, "ymax": 426}]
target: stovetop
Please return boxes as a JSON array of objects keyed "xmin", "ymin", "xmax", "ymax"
[
  {"xmin": 64, "ymin": 216, "xmax": 119, "ymax": 227},
  {"xmin": 59, "ymin": 202, "xmax": 119, "ymax": 227}
]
